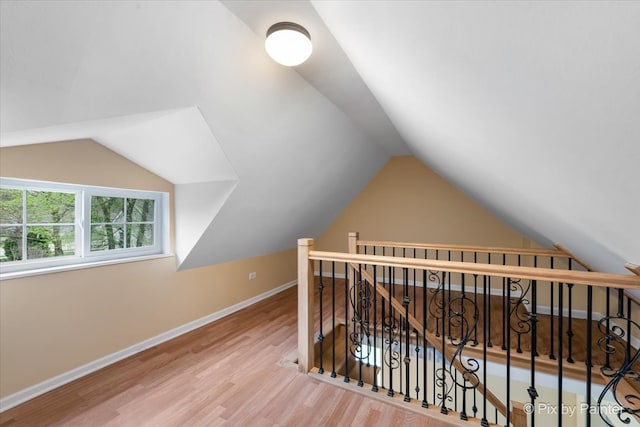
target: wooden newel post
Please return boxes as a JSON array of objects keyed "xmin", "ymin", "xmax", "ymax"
[
  {"xmin": 348, "ymin": 231, "xmax": 359, "ymax": 256},
  {"xmin": 298, "ymin": 238, "xmax": 315, "ymax": 373},
  {"xmin": 511, "ymin": 401, "xmax": 527, "ymax": 427}
]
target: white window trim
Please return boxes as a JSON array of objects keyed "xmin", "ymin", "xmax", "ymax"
[
  {"xmin": 0, "ymin": 177, "xmax": 170, "ymax": 278},
  {"xmin": 0, "ymin": 253, "xmax": 174, "ymax": 280}
]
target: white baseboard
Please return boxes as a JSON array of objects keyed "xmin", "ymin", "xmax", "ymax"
[{"xmin": 0, "ymin": 280, "xmax": 297, "ymax": 413}]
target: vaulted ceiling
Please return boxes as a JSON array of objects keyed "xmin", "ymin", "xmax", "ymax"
[{"xmin": 1, "ymin": 1, "xmax": 638, "ymax": 274}]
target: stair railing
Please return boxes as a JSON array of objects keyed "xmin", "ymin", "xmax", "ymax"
[{"xmin": 298, "ymin": 233, "xmax": 640, "ymax": 427}]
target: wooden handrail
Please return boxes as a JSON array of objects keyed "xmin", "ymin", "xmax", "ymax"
[
  {"xmin": 626, "ymin": 262, "xmax": 640, "ymax": 276},
  {"xmin": 358, "ymin": 239, "xmax": 564, "ymax": 258},
  {"xmin": 623, "ymin": 263, "xmax": 640, "ymax": 306},
  {"xmin": 555, "ymin": 245, "xmax": 640, "ymax": 306},
  {"xmin": 356, "ymin": 266, "xmax": 509, "ymax": 419},
  {"xmin": 310, "ymin": 250, "xmax": 640, "ymax": 290}
]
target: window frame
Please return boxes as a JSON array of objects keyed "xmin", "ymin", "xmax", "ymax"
[
  {"xmin": 84, "ymin": 187, "xmax": 163, "ymax": 260},
  {"xmin": 0, "ymin": 177, "xmax": 169, "ymax": 276}
]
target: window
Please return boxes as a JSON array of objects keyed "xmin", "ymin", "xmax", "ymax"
[
  {"xmin": 0, "ymin": 178, "xmax": 168, "ymax": 275},
  {"xmin": 0, "ymin": 187, "xmax": 76, "ymax": 263},
  {"xmin": 88, "ymin": 194, "xmax": 155, "ymax": 252}
]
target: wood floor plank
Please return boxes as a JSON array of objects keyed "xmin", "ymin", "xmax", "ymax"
[{"xmin": 1, "ymin": 286, "xmax": 460, "ymax": 426}]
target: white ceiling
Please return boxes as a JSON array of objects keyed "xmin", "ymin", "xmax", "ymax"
[
  {"xmin": 221, "ymin": 0, "xmax": 410, "ymax": 156},
  {"xmin": 0, "ymin": 0, "xmax": 388, "ymax": 269},
  {"xmin": 312, "ymin": 0, "xmax": 640, "ymax": 274},
  {"xmin": 1, "ymin": 1, "xmax": 638, "ymax": 273}
]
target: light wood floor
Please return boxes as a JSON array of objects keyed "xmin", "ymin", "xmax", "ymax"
[{"xmin": 0, "ymin": 286, "xmax": 454, "ymax": 427}]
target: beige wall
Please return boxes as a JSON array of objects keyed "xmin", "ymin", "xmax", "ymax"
[
  {"xmin": 0, "ymin": 140, "xmax": 296, "ymax": 398},
  {"xmin": 315, "ymin": 156, "xmax": 597, "ymax": 311},
  {"xmin": 317, "ymin": 156, "xmax": 530, "ymax": 252}
]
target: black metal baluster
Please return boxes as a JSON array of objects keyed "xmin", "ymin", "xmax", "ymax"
[
  {"xmin": 448, "ymin": 251, "xmax": 452, "ymax": 341},
  {"xmin": 461, "ymin": 375, "xmax": 467, "ymax": 421},
  {"xmin": 432, "ymin": 341, "xmax": 436, "ymax": 409},
  {"xmin": 381, "ymin": 257, "xmax": 385, "ymax": 389},
  {"xmin": 413, "ymin": 248, "xmax": 417, "ymax": 319},
  {"xmin": 387, "ymin": 246, "xmax": 402, "ymax": 396},
  {"xmin": 567, "ymin": 259, "xmax": 574, "ymax": 364},
  {"xmin": 331, "ymin": 262, "xmax": 336, "ymax": 378},
  {"xmin": 516, "ymin": 255, "xmax": 523, "ymax": 353},
  {"xmin": 529, "ymin": 279, "xmax": 538, "ymax": 427},
  {"xmin": 618, "ymin": 289, "xmax": 624, "ymax": 330},
  {"xmin": 567, "ymin": 282, "xmax": 574, "ymax": 364},
  {"xmin": 482, "ymin": 275, "xmax": 488, "ymax": 427},
  {"xmin": 441, "ymin": 271, "xmax": 448, "ymax": 415},
  {"xmin": 318, "ymin": 261, "xmax": 324, "ymax": 374},
  {"xmin": 627, "ymin": 294, "xmax": 632, "ymax": 364},
  {"xmin": 487, "ymin": 253, "xmax": 493, "ymax": 348},
  {"xmin": 459, "ymin": 271, "xmax": 466, "ymax": 419},
  {"xmin": 533, "ymin": 256, "xmax": 539, "ymax": 356},
  {"xmin": 435, "ymin": 249, "xmax": 441, "ymax": 337},
  {"xmin": 372, "ymin": 264, "xmax": 378, "ymax": 392},
  {"xmin": 557, "ymin": 282, "xmax": 563, "ymax": 427},
  {"xmin": 398, "ymin": 272, "xmax": 404, "ymax": 399},
  {"xmin": 392, "ymin": 247, "xmax": 396, "ymax": 291},
  {"xmin": 432, "ymin": 249, "xmax": 437, "ymax": 406},
  {"xmin": 414, "ymin": 326, "xmax": 420, "ymax": 402},
  {"xmin": 455, "ymin": 370, "xmax": 459, "ymax": 413},
  {"xmin": 344, "ymin": 262, "xmax": 350, "ymax": 383},
  {"xmin": 362, "ymin": 263, "xmax": 369, "ymax": 380},
  {"xmin": 473, "ymin": 388, "xmax": 478, "ymax": 419},
  {"xmin": 502, "ymin": 254, "xmax": 507, "ymax": 351},
  {"xmin": 550, "ymin": 257, "xmax": 556, "ymax": 360},
  {"xmin": 403, "ymin": 268, "xmax": 411, "ymax": 402},
  {"xmin": 422, "ymin": 266, "xmax": 428, "ymax": 407},
  {"xmin": 616, "ymin": 289, "xmax": 627, "ymax": 364},
  {"xmin": 586, "ymin": 284, "xmax": 593, "ymax": 427},
  {"xmin": 357, "ymin": 263, "xmax": 364, "ymax": 387},
  {"xmin": 506, "ymin": 277, "xmax": 511, "ymax": 427},
  {"xmin": 605, "ymin": 287, "xmax": 611, "ymax": 369},
  {"xmin": 387, "ymin": 264, "xmax": 394, "ymax": 397},
  {"xmin": 399, "ymin": 266, "xmax": 403, "ymax": 398},
  {"xmin": 473, "ymin": 251, "xmax": 479, "ymax": 346}
]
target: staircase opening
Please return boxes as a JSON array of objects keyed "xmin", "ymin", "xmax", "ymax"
[{"xmin": 297, "ymin": 233, "xmax": 640, "ymax": 426}]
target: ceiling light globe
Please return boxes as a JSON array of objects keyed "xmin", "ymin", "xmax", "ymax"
[{"xmin": 265, "ymin": 22, "xmax": 312, "ymax": 67}]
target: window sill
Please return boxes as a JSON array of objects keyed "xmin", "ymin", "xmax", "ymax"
[{"xmin": 0, "ymin": 253, "xmax": 175, "ymax": 281}]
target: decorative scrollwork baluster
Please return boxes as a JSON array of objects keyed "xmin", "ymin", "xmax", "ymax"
[
  {"xmin": 448, "ymin": 288, "xmax": 481, "ymax": 421},
  {"xmin": 508, "ymin": 278, "xmax": 531, "ymax": 354},
  {"xmin": 349, "ymin": 277, "xmax": 372, "ymax": 365},
  {"xmin": 597, "ymin": 311, "xmax": 640, "ymax": 426},
  {"xmin": 383, "ymin": 311, "xmax": 400, "ymax": 397},
  {"xmin": 427, "ymin": 271, "xmax": 481, "ymax": 417},
  {"xmin": 318, "ymin": 262, "xmax": 324, "ymax": 374},
  {"xmin": 435, "ymin": 366, "xmax": 454, "ymax": 414},
  {"xmin": 428, "ymin": 271, "xmax": 444, "ymax": 338}
]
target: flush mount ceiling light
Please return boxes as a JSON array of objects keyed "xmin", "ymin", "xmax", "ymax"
[{"xmin": 265, "ymin": 22, "xmax": 312, "ymax": 67}]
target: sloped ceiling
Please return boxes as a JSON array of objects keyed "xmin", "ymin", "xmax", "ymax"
[
  {"xmin": 1, "ymin": 1, "xmax": 638, "ymax": 274},
  {"xmin": 312, "ymin": 1, "xmax": 640, "ymax": 274},
  {"xmin": 0, "ymin": 0, "xmax": 390, "ymax": 269}
]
